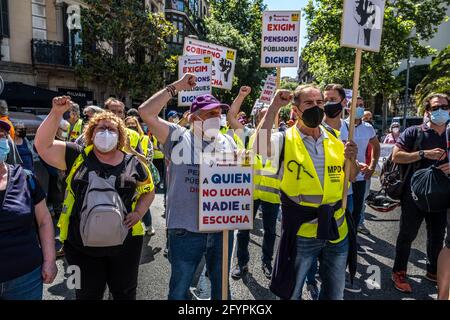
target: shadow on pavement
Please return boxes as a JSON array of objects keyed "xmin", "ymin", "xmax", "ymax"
[{"xmin": 242, "ymin": 272, "xmax": 277, "ymax": 300}]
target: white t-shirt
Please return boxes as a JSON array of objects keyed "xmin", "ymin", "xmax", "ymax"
[{"xmin": 340, "ymin": 119, "xmax": 376, "ymax": 181}]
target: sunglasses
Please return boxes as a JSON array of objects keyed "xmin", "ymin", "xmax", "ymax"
[{"xmin": 430, "ymin": 104, "xmax": 449, "ymax": 111}]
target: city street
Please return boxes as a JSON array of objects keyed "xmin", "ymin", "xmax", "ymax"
[{"xmin": 43, "ymin": 179, "xmax": 440, "ymax": 300}]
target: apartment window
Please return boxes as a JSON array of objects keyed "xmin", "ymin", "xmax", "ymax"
[
  {"xmin": 0, "ymin": 0, "xmax": 9, "ymax": 37},
  {"xmin": 32, "ymin": 0, "xmax": 47, "ymax": 40}
]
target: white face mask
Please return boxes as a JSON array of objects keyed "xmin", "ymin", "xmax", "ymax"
[
  {"xmin": 202, "ymin": 117, "xmax": 221, "ymax": 140},
  {"xmin": 94, "ymin": 130, "xmax": 118, "ymax": 153},
  {"xmin": 61, "ymin": 131, "xmax": 69, "ymax": 138},
  {"xmin": 392, "ymin": 127, "xmax": 400, "ymax": 134}
]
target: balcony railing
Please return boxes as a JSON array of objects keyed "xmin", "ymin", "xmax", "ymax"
[{"xmin": 31, "ymin": 39, "xmax": 80, "ymax": 67}]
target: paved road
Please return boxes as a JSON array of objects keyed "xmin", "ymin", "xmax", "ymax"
[{"xmin": 44, "ymin": 180, "xmax": 441, "ymax": 300}]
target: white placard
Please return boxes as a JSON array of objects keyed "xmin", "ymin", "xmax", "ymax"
[
  {"xmin": 199, "ymin": 152, "xmax": 253, "ymax": 232},
  {"xmin": 259, "ymin": 75, "xmax": 277, "ymax": 103},
  {"xmin": 341, "ymin": 0, "xmax": 386, "ymax": 52},
  {"xmin": 344, "ymin": 89, "xmax": 353, "ymax": 101},
  {"xmin": 183, "ymin": 38, "xmax": 237, "ymax": 90},
  {"xmin": 373, "ymin": 143, "xmax": 394, "ymax": 177},
  {"xmin": 178, "ymin": 55, "xmax": 212, "ymax": 107},
  {"xmin": 261, "ymin": 11, "xmax": 301, "ymax": 67}
]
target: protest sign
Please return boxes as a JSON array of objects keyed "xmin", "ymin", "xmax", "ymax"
[
  {"xmin": 344, "ymin": 88, "xmax": 353, "ymax": 101},
  {"xmin": 261, "ymin": 11, "xmax": 301, "ymax": 67},
  {"xmin": 341, "ymin": 0, "xmax": 386, "ymax": 52},
  {"xmin": 259, "ymin": 75, "xmax": 277, "ymax": 103},
  {"xmin": 183, "ymin": 38, "xmax": 236, "ymax": 90},
  {"xmin": 178, "ymin": 55, "xmax": 212, "ymax": 107},
  {"xmin": 199, "ymin": 152, "xmax": 253, "ymax": 232},
  {"xmin": 373, "ymin": 143, "xmax": 394, "ymax": 178}
]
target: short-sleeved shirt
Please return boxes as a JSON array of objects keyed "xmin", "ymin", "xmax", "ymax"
[
  {"xmin": 396, "ymin": 124, "xmax": 448, "ymax": 172},
  {"xmin": 163, "ymin": 124, "xmax": 236, "ymax": 232},
  {"xmin": 0, "ymin": 165, "xmax": 46, "ymax": 282},
  {"xmin": 64, "ymin": 143, "xmax": 150, "ymax": 256},
  {"xmin": 340, "ymin": 120, "xmax": 376, "ymax": 181}
]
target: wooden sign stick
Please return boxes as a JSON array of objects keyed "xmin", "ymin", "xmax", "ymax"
[{"xmin": 222, "ymin": 230, "xmax": 229, "ymax": 300}]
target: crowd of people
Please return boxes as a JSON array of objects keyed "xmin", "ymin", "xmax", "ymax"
[{"xmin": 0, "ymin": 73, "xmax": 448, "ymax": 301}]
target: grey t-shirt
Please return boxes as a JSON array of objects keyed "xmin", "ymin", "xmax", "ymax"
[{"xmin": 162, "ymin": 124, "xmax": 236, "ymax": 232}]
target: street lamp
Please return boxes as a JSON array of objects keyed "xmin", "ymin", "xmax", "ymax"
[{"xmin": 403, "ymin": 27, "xmax": 416, "ymax": 131}]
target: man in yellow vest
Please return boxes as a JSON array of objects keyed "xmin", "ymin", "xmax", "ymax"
[
  {"xmin": 67, "ymin": 102, "xmax": 83, "ymax": 142},
  {"xmin": 226, "ymin": 86, "xmax": 281, "ymax": 280},
  {"xmin": 103, "ymin": 98, "xmax": 143, "ymax": 154},
  {"xmin": 255, "ymin": 85, "xmax": 359, "ymax": 300}
]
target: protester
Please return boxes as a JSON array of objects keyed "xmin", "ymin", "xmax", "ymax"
[
  {"xmin": 66, "ymin": 102, "xmax": 83, "ymax": 142},
  {"xmin": 255, "ymin": 86, "xmax": 359, "ymax": 300},
  {"xmin": 83, "ymin": 105, "xmax": 103, "ymax": 121},
  {"xmin": 138, "ymin": 74, "xmax": 236, "ymax": 300},
  {"xmin": 14, "ymin": 123, "xmax": 35, "ymax": 172},
  {"xmin": 0, "ymin": 100, "xmax": 15, "ymax": 138},
  {"xmin": 437, "ymin": 209, "xmax": 450, "ymax": 300},
  {"xmin": 0, "ymin": 119, "xmax": 57, "ymax": 299},
  {"xmin": 383, "ymin": 122, "xmax": 401, "ymax": 144},
  {"xmin": 167, "ymin": 110, "xmax": 179, "ymax": 123},
  {"xmin": 340, "ymin": 96, "xmax": 380, "ymax": 241},
  {"xmin": 362, "ymin": 111, "xmax": 373, "ymax": 124},
  {"xmin": 35, "ymin": 96, "xmax": 155, "ymax": 300},
  {"xmin": 391, "ymin": 93, "xmax": 449, "ymax": 293},
  {"xmin": 226, "ymin": 86, "xmax": 281, "ymax": 280}
]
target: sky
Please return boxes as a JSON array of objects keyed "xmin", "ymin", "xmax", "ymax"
[{"xmin": 263, "ymin": 0, "xmax": 310, "ymax": 79}]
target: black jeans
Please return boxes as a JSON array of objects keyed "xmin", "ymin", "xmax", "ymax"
[
  {"xmin": 351, "ymin": 180, "xmax": 367, "ymax": 234},
  {"xmin": 236, "ymin": 199, "xmax": 280, "ymax": 266},
  {"xmin": 64, "ymin": 235, "xmax": 143, "ymax": 300},
  {"xmin": 393, "ymin": 191, "xmax": 447, "ymax": 274}
]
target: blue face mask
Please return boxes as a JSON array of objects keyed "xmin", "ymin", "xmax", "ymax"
[
  {"xmin": 430, "ymin": 108, "xmax": 449, "ymax": 126},
  {"xmin": 0, "ymin": 138, "xmax": 10, "ymax": 162},
  {"xmin": 355, "ymin": 106, "xmax": 365, "ymax": 119}
]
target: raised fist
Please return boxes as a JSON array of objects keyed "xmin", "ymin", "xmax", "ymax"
[
  {"xmin": 175, "ymin": 73, "xmax": 197, "ymax": 91},
  {"xmin": 271, "ymin": 90, "xmax": 292, "ymax": 109},
  {"xmin": 52, "ymin": 96, "xmax": 72, "ymax": 114},
  {"xmin": 239, "ymin": 86, "xmax": 252, "ymax": 97}
]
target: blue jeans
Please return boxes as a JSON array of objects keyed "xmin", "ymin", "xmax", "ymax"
[
  {"xmin": 142, "ymin": 209, "xmax": 152, "ymax": 227},
  {"xmin": 0, "ymin": 266, "xmax": 43, "ymax": 300},
  {"xmin": 236, "ymin": 200, "xmax": 280, "ymax": 266},
  {"xmin": 291, "ymin": 236, "xmax": 349, "ymax": 300},
  {"xmin": 306, "ymin": 195, "xmax": 353, "ymax": 286},
  {"xmin": 168, "ymin": 229, "xmax": 233, "ymax": 300}
]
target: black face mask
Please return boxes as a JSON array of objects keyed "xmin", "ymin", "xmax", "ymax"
[
  {"xmin": 300, "ymin": 106, "xmax": 324, "ymax": 128},
  {"xmin": 128, "ymin": 127, "xmax": 138, "ymax": 132},
  {"xmin": 17, "ymin": 129, "xmax": 27, "ymax": 138},
  {"xmin": 324, "ymin": 101, "xmax": 343, "ymax": 119}
]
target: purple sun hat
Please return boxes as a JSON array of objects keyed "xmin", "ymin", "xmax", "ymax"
[{"xmin": 190, "ymin": 94, "xmax": 230, "ymax": 114}]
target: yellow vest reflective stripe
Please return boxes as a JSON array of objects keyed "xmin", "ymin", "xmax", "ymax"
[
  {"xmin": 127, "ymin": 128, "xmax": 140, "ymax": 150},
  {"xmin": 140, "ymin": 135, "xmax": 150, "ymax": 157},
  {"xmin": 58, "ymin": 145, "xmax": 154, "ymax": 242},
  {"xmin": 248, "ymin": 133, "xmax": 281, "ymax": 204},
  {"xmin": 69, "ymin": 119, "xmax": 83, "ymax": 141},
  {"xmin": 152, "ymin": 136, "xmax": 164, "ymax": 159},
  {"xmin": 280, "ymin": 126, "xmax": 347, "ymax": 243}
]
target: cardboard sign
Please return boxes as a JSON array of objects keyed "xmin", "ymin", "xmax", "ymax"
[
  {"xmin": 261, "ymin": 11, "xmax": 301, "ymax": 67},
  {"xmin": 199, "ymin": 152, "xmax": 253, "ymax": 232},
  {"xmin": 373, "ymin": 143, "xmax": 394, "ymax": 177},
  {"xmin": 178, "ymin": 55, "xmax": 212, "ymax": 107},
  {"xmin": 259, "ymin": 75, "xmax": 277, "ymax": 103},
  {"xmin": 341, "ymin": 0, "xmax": 386, "ymax": 52},
  {"xmin": 183, "ymin": 38, "xmax": 237, "ymax": 90}
]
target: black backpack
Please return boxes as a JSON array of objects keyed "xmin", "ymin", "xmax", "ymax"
[{"xmin": 380, "ymin": 126, "xmax": 423, "ymax": 200}]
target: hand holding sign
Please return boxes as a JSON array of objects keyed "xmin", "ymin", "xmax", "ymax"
[
  {"xmin": 239, "ymin": 86, "xmax": 252, "ymax": 98},
  {"xmin": 271, "ymin": 90, "xmax": 292, "ymax": 110},
  {"xmin": 175, "ymin": 73, "xmax": 197, "ymax": 92}
]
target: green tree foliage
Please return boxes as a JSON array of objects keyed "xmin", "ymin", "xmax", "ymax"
[
  {"xmin": 303, "ymin": 0, "xmax": 450, "ymax": 98},
  {"xmin": 75, "ymin": 0, "xmax": 176, "ymax": 101},
  {"xmin": 204, "ymin": 0, "xmax": 275, "ymax": 114},
  {"xmin": 415, "ymin": 45, "xmax": 450, "ymax": 112}
]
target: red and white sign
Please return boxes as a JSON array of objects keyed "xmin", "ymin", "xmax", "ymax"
[
  {"xmin": 178, "ymin": 55, "xmax": 212, "ymax": 107},
  {"xmin": 261, "ymin": 11, "xmax": 301, "ymax": 67},
  {"xmin": 183, "ymin": 38, "xmax": 237, "ymax": 90},
  {"xmin": 259, "ymin": 75, "xmax": 277, "ymax": 103},
  {"xmin": 199, "ymin": 153, "xmax": 253, "ymax": 232}
]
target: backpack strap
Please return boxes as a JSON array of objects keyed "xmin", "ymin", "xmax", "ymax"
[{"xmin": 321, "ymin": 123, "xmax": 338, "ymax": 139}]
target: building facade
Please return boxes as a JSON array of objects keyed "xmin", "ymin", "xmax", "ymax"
[{"xmin": 0, "ymin": 0, "xmax": 165, "ymax": 112}]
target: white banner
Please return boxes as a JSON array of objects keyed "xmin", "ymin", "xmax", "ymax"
[
  {"xmin": 259, "ymin": 75, "xmax": 277, "ymax": 104},
  {"xmin": 178, "ymin": 55, "xmax": 212, "ymax": 107},
  {"xmin": 199, "ymin": 152, "xmax": 253, "ymax": 232},
  {"xmin": 261, "ymin": 11, "xmax": 301, "ymax": 67},
  {"xmin": 183, "ymin": 38, "xmax": 237, "ymax": 90},
  {"xmin": 341, "ymin": 0, "xmax": 386, "ymax": 52}
]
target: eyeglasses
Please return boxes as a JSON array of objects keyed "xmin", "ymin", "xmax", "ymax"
[{"xmin": 430, "ymin": 104, "xmax": 449, "ymax": 111}]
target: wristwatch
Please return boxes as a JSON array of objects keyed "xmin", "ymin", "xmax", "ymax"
[{"xmin": 419, "ymin": 150, "xmax": 425, "ymax": 159}]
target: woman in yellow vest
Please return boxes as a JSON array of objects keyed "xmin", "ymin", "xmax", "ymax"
[
  {"xmin": 255, "ymin": 86, "xmax": 359, "ymax": 300},
  {"xmin": 34, "ymin": 96, "xmax": 155, "ymax": 300}
]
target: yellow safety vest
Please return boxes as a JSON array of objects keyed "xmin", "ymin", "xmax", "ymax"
[
  {"xmin": 140, "ymin": 135, "xmax": 150, "ymax": 157},
  {"xmin": 126, "ymin": 128, "xmax": 140, "ymax": 150},
  {"xmin": 152, "ymin": 136, "xmax": 164, "ymax": 159},
  {"xmin": 69, "ymin": 119, "xmax": 83, "ymax": 142},
  {"xmin": 280, "ymin": 126, "xmax": 348, "ymax": 243},
  {"xmin": 248, "ymin": 133, "xmax": 281, "ymax": 204},
  {"xmin": 57, "ymin": 145, "xmax": 154, "ymax": 242}
]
